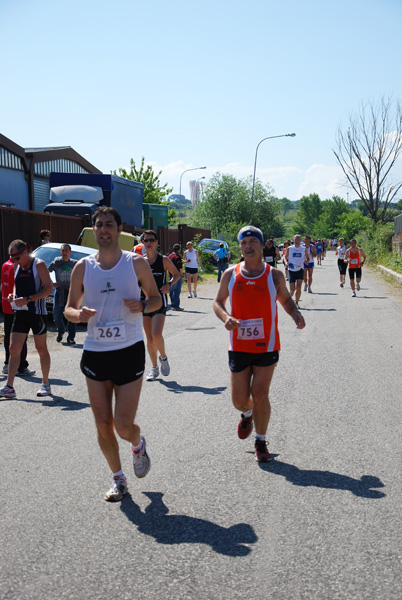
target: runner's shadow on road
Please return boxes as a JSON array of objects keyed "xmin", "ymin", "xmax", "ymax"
[
  {"xmin": 120, "ymin": 491, "xmax": 258, "ymax": 556},
  {"xmin": 157, "ymin": 380, "xmax": 227, "ymax": 395},
  {"xmin": 257, "ymin": 459, "xmax": 385, "ymax": 498},
  {"xmin": 312, "ymin": 293, "xmax": 338, "ymax": 296},
  {"xmin": 8, "ymin": 395, "xmax": 89, "ymax": 411}
]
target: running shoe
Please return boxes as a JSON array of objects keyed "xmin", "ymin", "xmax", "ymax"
[
  {"xmin": 193, "ymin": 290, "xmax": 197, "ymax": 298},
  {"xmin": 56, "ymin": 334, "xmax": 63, "ymax": 343},
  {"xmin": 188, "ymin": 293, "xmax": 192, "ymax": 298},
  {"xmin": 104, "ymin": 477, "xmax": 128, "ymax": 502},
  {"xmin": 254, "ymin": 439, "xmax": 273, "ymax": 463},
  {"xmin": 304, "ymin": 283, "xmax": 308, "ymax": 292},
  {"xmin": 171, "ymin": 306, "xmax": 184, "ymax": 311},
  {"xmin": 356, "ymin": 283, "xmax": 360, "ymax": 291},
  {"xmin": 352, "ymin": 290, "xmax": 356, "ymax": 297},
  {"xmin": 2, "ymin": 364, "xmax": 8, "ymax": 374},
  {"xmin": 340, "ymin": 282, "xmax": 344, "ymax": 287},
  {"xmin": 146, "ymin": 366, "xmax": 159, "ymax": 381},
  {"xmin": 0, "ymin": 384, "xmax": 16, "ymax": 399},
  {"xmin": 131, "ymin": 435, "xmax": 151, "ymax": 478},
  {"xmin": 37, "ymin": 383, "xmax": 52, "ymax": 397},
  {"xmin": 159, "ymin": 356, "xmax": 170, "ymax": 377},
  {"xmin": 296, "ymin": 301, "xmax": 300, "ymax": 309},
  {"xmin": 66, "ymin": 338, "xmax": 76, "ymax": 345},
  {"xmin": 18, "ymin": 367, "xmax": 36, "ymax": 376},
  {"xmin": 238, "ymin": 413, "xmax": 253, "ymax": 439},
  {"xmin": 308, "ymin": 287, "xmax": 312, "ymax": 293}
]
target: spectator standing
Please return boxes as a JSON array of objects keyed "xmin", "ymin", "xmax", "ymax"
[
  {"xmin": 1, "ymin": 258, "xmax": 35, "ymax": 376},
  {"xmin": 168, "ymin": 244, "xmax": 184, "ymax": 311},
  {"xmin": 0, "ymin": 240, "xmax": 53, "ymax": 399},
  {"xmin": 48, "ymin": 244, "xmax": 77, "ymax": 344},
  {"xmin": 213, "ymin": 243, "xmax": 231, "ymax": 283},
  {"xmin": 40, "ymin": 229, "xmax": 51, "ymax": 244}
]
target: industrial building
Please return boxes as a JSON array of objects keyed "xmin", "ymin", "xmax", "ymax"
[{"xmin": 0, "ymin": 133, "xmax": 101, "ymax": 212}]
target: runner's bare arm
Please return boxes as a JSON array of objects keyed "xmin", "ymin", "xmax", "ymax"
[
  {"xmin": 213, "ymin": 267, "xmax": 241, "ymax": 331},
  {"xmin": 273, "ymin": 270, "xmax": 306, "ymax": 329},
  {"xmin": 64, "ymin": 260, "xmax": 98, "ymax": 323},
  {"xmin": 131, "ymin": 256, "xmax": 162, "ymax": 314}
]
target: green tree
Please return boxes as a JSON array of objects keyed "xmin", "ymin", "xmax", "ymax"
[
  {"xmin": 294, "ymin": 193, "xmax": 323, "ymax": 234},
  {"xmin": 335, "ymin": 210, "xmax": 370, "ymax": 241},
  {"xmin": 312, "ymin": 195, "xmax": 350, "ymax": 237},
  {"xmin": 114, "ymin": 157, "xmax": 173, "ymax": 204},
  {"xmin": 191, "ymin": 173, "xmax": 284, "ymax": 239}
]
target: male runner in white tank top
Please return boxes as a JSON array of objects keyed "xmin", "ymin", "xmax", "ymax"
[{"xmin": 65, "ymin": 207, "xmax": 161, "ymax": 502}]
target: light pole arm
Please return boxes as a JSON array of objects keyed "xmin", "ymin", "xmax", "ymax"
[
  {"xmin": 250, "ymin": 133, "xmax": 295, "ymax": 223},
  {"xmin": 179, "ymin": 166, "xmax": 207, "ymax": 196}
]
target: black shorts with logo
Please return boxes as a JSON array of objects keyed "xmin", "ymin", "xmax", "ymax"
[
  {"xmin": 11, "ymin": 311, "xmax": 47, "ymax": 336},
  {"xmin": 228, "ymin": 350, "xmax": 279, "ymax": 373},
  {"xmin": 80, "ymin": 341, "xmax": 145, "ymax": 386}
]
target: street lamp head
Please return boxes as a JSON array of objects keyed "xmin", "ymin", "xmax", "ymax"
[{"xmin": 287, "ymin": 133, "xmax": 296, "ymax": 137}]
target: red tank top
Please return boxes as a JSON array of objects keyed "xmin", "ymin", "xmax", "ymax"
[
  {"xmin": 348, "ymin": 248, "xmax": 361, "ymax": 268},
  {"xmin": 228, "ymin": 262, "xmax": 280, "ymax": 353}
]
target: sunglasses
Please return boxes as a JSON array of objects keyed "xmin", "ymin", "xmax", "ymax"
[{"xmin": 143, "ymin": 238, "xmax": 156, "ymax": 243}]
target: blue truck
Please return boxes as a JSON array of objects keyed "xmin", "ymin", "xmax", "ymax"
[{"xmin": 44, "ymin": 173, "xmax": 144, "ymax": 228}]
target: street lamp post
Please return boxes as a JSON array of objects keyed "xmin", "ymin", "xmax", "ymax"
[
  {"xmin": 250, "ymin": 133, "xmax": 296, "ymax": 223},
  {"xmin": 179, "ymin": 166, "xmax": 207, "ymax": 198}
]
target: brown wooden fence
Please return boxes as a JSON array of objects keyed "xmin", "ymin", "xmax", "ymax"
[
  {"xmin": 0, "ymin": 207, "xmax": 211, "ymax": 264},
  {"xmin": 0, "ymin": 207, "xmax": 89, "ymax": 265}
]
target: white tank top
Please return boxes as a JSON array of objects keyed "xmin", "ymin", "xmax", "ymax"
[
  {"xmin": 83, "ymin": 251, "xmax": 143, "ymax": 352},
  {"xmin": 186, "ymin": 248, "xmax": 198, "ymax": 268},
  {"xmin": 337, "ymin": 245, "xmax": 346, "ymax": 260},
  {"xmin": 288, "ymin": 245, "xmax": 305, "ymax": 271}
]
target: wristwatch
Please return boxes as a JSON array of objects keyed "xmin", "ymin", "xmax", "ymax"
[{"xmin": 26, "ymin": 296, "xmax": 32, "ymax": 303}]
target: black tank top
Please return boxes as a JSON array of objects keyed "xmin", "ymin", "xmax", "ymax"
[{"xmin": 141, "ymin": 253, "xmax": 167, "ymax": 307}]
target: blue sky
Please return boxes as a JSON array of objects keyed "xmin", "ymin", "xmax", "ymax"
[{"xmin": 1, "ymin": 0, "xmax": 401, "ymax": 201}]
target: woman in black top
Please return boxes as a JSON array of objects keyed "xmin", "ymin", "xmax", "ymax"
[{"xmin": 141, "ymin": 230, "xmax": 181, "ymax": 381}]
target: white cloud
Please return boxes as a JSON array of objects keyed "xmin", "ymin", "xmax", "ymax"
[{"xmin": 137, "ymin": 159, "xmax": 362, "ymax": 202}]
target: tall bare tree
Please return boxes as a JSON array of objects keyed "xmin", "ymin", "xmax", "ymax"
[{"xmin": 333, "ymin": 97, "xmax": 402, "ymax": 223}]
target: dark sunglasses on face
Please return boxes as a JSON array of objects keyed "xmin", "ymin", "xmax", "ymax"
[{"xmin": 143, "ymin": 238, "xmax": 156, "ymax": 243}]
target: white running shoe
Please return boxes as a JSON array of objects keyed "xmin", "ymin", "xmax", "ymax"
[
  {"xmin": 104, "ymin": 477, "xmax": 128, "ymax": 502},
  {"xmin": 146, "ymin": 366, "xmax": 159, "ymax": 381},
  {"xmin": 18, "ymin": 368, "xmax": 36, "ymax": 376},
  {"xmin": 340, "ymin": 282, "xmax": 344, "ymax": 287},
  {"xmin": 159, "ymin": 356, "xmax": 170, "ymax": 376},
  {"xmin": 2, "ymin": 364, "xmax": 8, "ymax": 375},
  {"xmin": 308, "ymin": 287, "xmax": 312, "ymax": 293},
  {"xmin": 37, "ymin": 383, "xmax": 52, "ymax": 397},
  {"xmin": 188, "ymin": 293, "xmax": 192, "ymax": 298},
  {"xmin": 352, "ymin": 290, "xmax": 356, "ymax": 297},
  {"xmin": 193, "ymin": 290, "xmax": 197, "ymax": 298},
  {"xmin": 0, "ymin": 384, "xmax": 16, "ymax": 398},
  {"xmin": 356, "ymin": 283, "xmax": 360, "ymax": 291},
  {"xmin": 131, "ymin": 435, "xmax": 151, "ymax": 478}
]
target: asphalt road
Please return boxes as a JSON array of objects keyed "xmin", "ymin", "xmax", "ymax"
[{"xmin": 1, "ymin": 253, "xmax": 402, "ymax": 600}]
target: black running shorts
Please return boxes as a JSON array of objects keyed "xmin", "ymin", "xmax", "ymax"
[
  {"xmin": 349, "ymin": 267, "xmax": 362, "ymax": 279},
  {"xmin": 228, "ymin": 350, "xmax": 279, "ymax": 373},
  {"xmin": 80, "ymin": 341, "xmax": 145, "ymax": 386},
  {"xmin": 11, "ymin": 311, "xmax": 47, "ymax": 336},
  {"xmin": 288, "ymin": 269, "xmax": 304, "ymax": 283}
]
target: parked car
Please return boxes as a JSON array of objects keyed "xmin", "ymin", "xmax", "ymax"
[
  {"xmin": 197, "ymin": 238, "xmax": 229, "ymax": 265},
  {"xmin": 31, "ymin": 242, "xmax": 96, "ymax": 312}
]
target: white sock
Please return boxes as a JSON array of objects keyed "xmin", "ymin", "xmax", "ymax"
[
  {"xmin": 113, "ymin": 469, "xmax": 125, "ymax": 480},
  {"xmin": 244, "ymin": 409, "xmax": 253, "ymax": 418},
  {"xmin": 255, "ymin": 434, "xmax": 266, "ymax": 442},
  {"xmin": 131, "ymin": 439, "xmax": 143, "ymax": 453}
]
